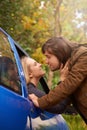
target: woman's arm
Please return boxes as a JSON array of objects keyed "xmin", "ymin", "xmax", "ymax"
[{"xmin": 28, "ymin": 83, "xmax": 71, "ymax": 114}]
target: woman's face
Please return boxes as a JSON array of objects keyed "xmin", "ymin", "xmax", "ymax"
[
  {"xmin": 27, "ymin": 58, "xmax": 45, "ymax": 78},
  {"xmin": 44, "ymin": 51, "xmax": 61, "ymax": 71}
]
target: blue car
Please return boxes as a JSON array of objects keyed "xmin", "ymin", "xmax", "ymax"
[{"xmin": 0, "ymin": 28, "xmax": 69, "ymax": 130}]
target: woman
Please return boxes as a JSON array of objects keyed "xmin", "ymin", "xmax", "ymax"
[
  {"xmin": 21, "ymin": 56, "xmax": 70, "ymax": 130},
  {"xmin": 29, "ymin": 36, "xmax": 87, "ymax": 124}
]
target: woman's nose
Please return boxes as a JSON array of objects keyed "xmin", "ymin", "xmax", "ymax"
[{"xmin": 38, "ymin": 63, "xmax": 42, "ymax": 66}]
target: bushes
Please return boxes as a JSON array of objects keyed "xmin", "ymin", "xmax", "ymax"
[{"xmin": 63, "ymin": 114, "xmax": 87, "ymax": 130}]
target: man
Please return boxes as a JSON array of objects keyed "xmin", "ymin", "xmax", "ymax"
[{"xmin": 29, "ymin": 36, "xmax": 87, "ymax": 124}]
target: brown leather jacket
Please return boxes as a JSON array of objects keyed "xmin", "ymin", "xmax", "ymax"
[{"xmin": 38, "ymin": 46, "xmax": 87, "ymax": 123}]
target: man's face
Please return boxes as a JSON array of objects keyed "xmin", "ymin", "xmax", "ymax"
[{"xmin": 44, "ymin": 51, "xmax": 61, "ymax": 71}]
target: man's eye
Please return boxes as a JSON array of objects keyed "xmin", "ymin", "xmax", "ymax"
[{"xmin": 47, "ymin": 56, "xmax": 50, "ymax": 59}]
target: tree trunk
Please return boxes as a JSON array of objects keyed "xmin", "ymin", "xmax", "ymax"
[{"xmin": 54, "ymin": 0, "xmax": 63, "ymax": 36}]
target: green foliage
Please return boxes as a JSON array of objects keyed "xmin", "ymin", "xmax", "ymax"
[
  {"xmin": 31, "ymin": 47, "xmax": 46, "ymax": 64},
  {"xmin": 63, "ymin": 114, "xmax": 87, "ymax": 130},
  {"xmin": 1, "ymin": 0, "xmax": 87, "ymax": 56},
  {"xmin": 0, "ymin": 0, "xmax": 23, "ymax": 38},
  {"xmin": 51, "ymin": 71, "xmax": 60, "ymax": 89}
]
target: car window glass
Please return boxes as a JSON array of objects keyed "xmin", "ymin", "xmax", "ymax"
[{"xmin": 0, "ymin": 31, "xmax": 22, "ymax": 95}]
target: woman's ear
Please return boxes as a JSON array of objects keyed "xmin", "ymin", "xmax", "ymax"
[{"xmin": 29, "ymin": 72, "xmax": 33, "ymax": 78}]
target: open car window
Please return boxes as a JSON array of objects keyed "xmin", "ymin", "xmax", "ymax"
[{"xmin": 0, "ymin": 31, "xmax": 22, "ymax": 95}]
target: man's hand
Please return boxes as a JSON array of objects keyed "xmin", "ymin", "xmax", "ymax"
[
  {"xmin": 29, "ymin": 94, "xmax": 39, "ymax": 107},
  {"xmin": 59, "ymin": 61, "xmax": 69, "ymax": 81}
]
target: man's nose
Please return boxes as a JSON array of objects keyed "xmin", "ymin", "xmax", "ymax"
[{"xmin": 45, "ymin": 59, "xmax": 49, "ymax": 64}]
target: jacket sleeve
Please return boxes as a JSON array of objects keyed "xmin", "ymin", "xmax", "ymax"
[
  {"xmin": 28, "ymin": 83, "xmax": 71, "ymax": 113},
  {"xmin": 45, "ymin": 97, "xmax": 71, "ymax": 114},
  {"xmin": 38, "ymin": 51, "xmax": 87, "ymax": 109}
]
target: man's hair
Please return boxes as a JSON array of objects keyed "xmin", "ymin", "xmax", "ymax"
[{"xmin": 42, "ymin": 36, "xmax": 79, "ymax": 65}]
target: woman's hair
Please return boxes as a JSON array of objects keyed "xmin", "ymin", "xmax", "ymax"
[
  {"xmin": 21, "ymin": 56, "xmax": 30, "ymax": 84},
  {"xmin": 42, "ymin": 36, "xmax": 79, "ymax": 65}
]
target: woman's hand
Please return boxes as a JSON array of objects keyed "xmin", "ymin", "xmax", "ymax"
[{"xmin": 29, "ymin": 94, "xmax": 39, "ymax": 107}]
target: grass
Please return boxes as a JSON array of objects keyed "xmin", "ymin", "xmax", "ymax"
[{"xmin": 62, "ymin": 114, "xmax": 87, "ymax": 130}]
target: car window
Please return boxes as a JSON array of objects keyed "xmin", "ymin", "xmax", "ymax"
[
  {"xmin": 14, "ymin": 38, "xmax": 50, "ymax": 95},
  {"xmin": 0, "ymin": 31, "xmax": 22, "ymax": 95}
]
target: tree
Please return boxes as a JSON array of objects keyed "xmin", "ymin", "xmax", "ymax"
[{"xmin": 0, "ymin": 0, "xmax": 23, "ymax": 38}]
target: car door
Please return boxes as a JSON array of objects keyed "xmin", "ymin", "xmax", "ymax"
[{"xmin": 0, "ymin": 28, "xmax": 34, "ymax": 130}]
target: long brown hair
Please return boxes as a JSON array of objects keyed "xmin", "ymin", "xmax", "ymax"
[{"xmin": 42, "ymin": 36, "xmax": 79, "ymax": 65}]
